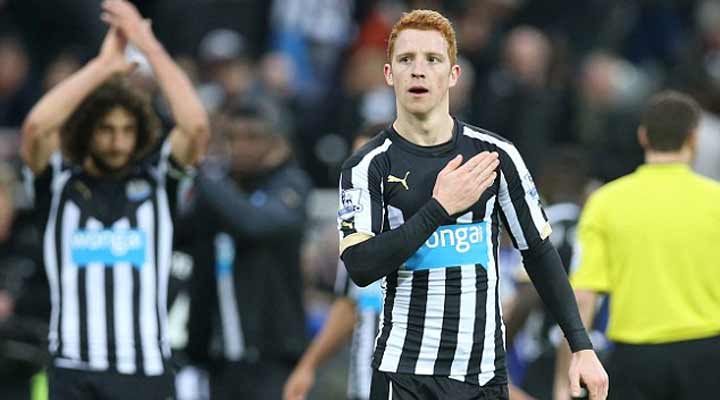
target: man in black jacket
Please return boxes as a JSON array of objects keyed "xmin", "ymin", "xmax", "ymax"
[{"xmin": 185, "ymin": 98, "xmax": 312, "ymax": 400}]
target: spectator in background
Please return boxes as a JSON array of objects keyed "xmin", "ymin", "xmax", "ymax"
[
  {"xmin": 0, "ymin": 35, "xmax": 36, "ymax": 127},
  {"xmin": 0, "ymin": 162, "xmax": 47, "ymax": 400},
  {"xmin": 555, "ymin": 92, "xmax": 720, "ymax": 399},
  {"xmin": 196, "ymin": 29, "xmax": 256, "ymax": 113},
  {"xmin": 474, "ymin": 26, "xmax": 562, "ymax": 174},
  {"xmin": 185, "ymin": 97, "xmax": 312, "ymax": 400},
  {"xmin": 573, "ymin": 51, "xmax": 652, "ymax": 182},
  {"xmin": 42, "ymin": 49, "xmax": 83, "ymax": 93}
]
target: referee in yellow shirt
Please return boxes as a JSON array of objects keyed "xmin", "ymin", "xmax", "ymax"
[{"xmin": 554, "ymin": 91, "xmax": 720, "ymax": 400}]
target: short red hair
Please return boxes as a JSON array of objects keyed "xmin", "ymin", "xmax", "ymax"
[{"xmin": 387, "ymin": 9, "xmax": 458, "ymax": 66}]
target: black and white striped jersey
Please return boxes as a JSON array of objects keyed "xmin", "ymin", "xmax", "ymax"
[
  {"xmin": 27, "ymin": 140, "xmax": 185, "ymax": 375},
  {"xmin": 337, "ymin": 120, "xmax": 552, "ymax": 386},
  {"xmin": 334, "ymin": 262, "xmax": 382, "ymax": 400}
]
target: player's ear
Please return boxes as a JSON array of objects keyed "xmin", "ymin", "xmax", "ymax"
[
  {"xmin": 637, "ymin": 126, "xmax": 649, "ymax": 149},
  {"xmin": 384, "ymin": 63, "xmax": 394, "ymax": 86},
  {"xmin": 448, "ymin": 63, "xmax": 461, "ymax": 88}
]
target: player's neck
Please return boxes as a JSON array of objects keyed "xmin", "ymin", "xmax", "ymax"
[
  {"xmin": 83, "ymin": 157, "xmax": 130, "ymax": 179},
  {"xmin": 644, "ymin": 146, "xmax": 693, "ymax": 165},
  {"xmin": 393, "ymin": 108, "xmax": 454, "ymax": 147}
]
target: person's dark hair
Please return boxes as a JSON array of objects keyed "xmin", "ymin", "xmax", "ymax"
[
  {"xmin": 537, "ymin": 145, "xmax": 590, "ymax": 204},
  {"xmin": 641, "ymin": 91, "xmax": 701, "ymax": 151},
  {"xmin": 61, "ymin": 76, "xmax": 160, "ymax": 165}
]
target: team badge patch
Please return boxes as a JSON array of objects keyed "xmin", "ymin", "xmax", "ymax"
[
  {"xmin": 522, "ymin": 172, "xmax": 540, "ymax": 201},
  {"xmin": 338, "ymin": 189, "xmax": 363, "ymax": 221},
  {"xmin": 126, "ymin": 179, "xmax": 151, "ymax": 202}
]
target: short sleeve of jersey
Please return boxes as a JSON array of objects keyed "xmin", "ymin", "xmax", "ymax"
[
  {"xmin": 569, "ymin": 193, "xmax": 610, "ymax": 293},
  {"xmin": 144, "ymin": 137, "xmax": 194, "ymax": 217},
  {"xmin": 496, "ymin": 143, "xmax": 552, "ymax": 250},
  {"xmin": 337, "ymin": 154, "xmax": 386, "ymax": 240},
  {"xmin": 24, "ymin": 152, "xmax": 66, "ymax": 220}
]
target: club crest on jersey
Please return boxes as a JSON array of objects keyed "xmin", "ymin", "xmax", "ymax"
[
  {"xmin": 126, "ymin": 179, "xmax": 151, "ymax": 202},
  {"xmin": 405, "ymin": 222, "xmax": 490, "ymax": 270},
  {"xmin": 338, "ymin": 189, "xmax": 363, "ymax": 221},
  {"xmin": 70, "ymin": 229, "xmax": 146, "ymax": 267}
]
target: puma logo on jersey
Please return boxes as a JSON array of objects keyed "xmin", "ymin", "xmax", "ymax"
[{"xmin": 388, "ymin": 171, "xmax": 411, "ymax": 191}]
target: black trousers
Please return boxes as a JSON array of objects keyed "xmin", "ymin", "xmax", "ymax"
[
  {"xmin": 369, "ymin": 370, "xmax": 509, "ymax": 400},
  {"xmin": 609, "ymin": 335, "xmax": 720, "ymax": 400},
  {"xmin": 48, "ymin": 366, "xmax": 175, "ymax": 400},
  {"xmin": 210, "ymin": 360, "xmax": 293, "ymax": 400}
]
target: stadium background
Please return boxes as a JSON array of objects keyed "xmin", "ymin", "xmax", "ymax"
[{"xmin": 1, "ymin": 0, "xmax": 719, "ymax": 399}]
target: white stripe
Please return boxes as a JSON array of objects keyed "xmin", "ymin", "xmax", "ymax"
[
  {"xmin": 333, "ymin": 260, "xmax": 348, "ymax": 296},
  {"xmin": 156, "ymin": 184, "xmax": 173, "ymax": 358},
  {"xmin": 60, "ymin": 201, "xmax": 81, "ymax": 360},
  {"xmin": 415, "ymin": 268, "xmax": 446, "ymax": 375},
  {"xmin": 218, "ymin": 276, "xmax": 245, "ymax": 360},
  {"xmin": 449, "ymin": 212, "xmax": 478, "ymax": 379},
  {"xmin": 85, "ymin": 218, "xmax": 108, "ymax": 370},
  {"xmin": 215, "ymin": 233, "xmax": 245, "ymax": 361},
  {"xmin": 44, "ymin": 170, "xmax": 71, "ymax": 353},
  {"xmin": 112, "ymin": 219, "xmax": 136, "ymax": 374},
  {"xmin": 388, "ymin": 380, "xmax": 393, "ymax": 400},
  {"xmin": 138, "ymin": 202, "xmax": 163, "ymax": 375},
  {"xmin": 377, "ymin": 272, "xmax": 412, "ymax": 372},
  {"xmin": 350, "ymin": 139, "xmax": 392, "ymax": 235},
  {"xmin": 479, "ymin": 198, "xmax": 499, "ymax": 385},
  {"xmin": 498, "ymin": 173, "xmax": 527, "ymax": 249},
  {"xmin": 463, "ymin": 127, "xmax": 548, "ymax": 246},
  {"xmin": 353, "ymin": 309, "xmax": 377, "ymax": 399},
  {"xmin": 387, "ymin": 204, "xmax": 404, "ymax": 230}
]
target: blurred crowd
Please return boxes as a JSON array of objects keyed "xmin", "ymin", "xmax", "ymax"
[
  {"xmin": 2, "ymin": 0, "xmax": 720, "ymax": 186},
  {"xmin": 1, "ymin": 0, "xmax": 720, "ymax": 399}
]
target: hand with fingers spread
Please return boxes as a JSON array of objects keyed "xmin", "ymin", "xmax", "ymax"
[
  {"xmin": 569, "ymin": 350, "xmax": 608, "ymax": 400},
  {"xmin": 432, "ymin": 152, "xmax": 499, "ymax": 215},
  {"xmin": 101, "ymin": 0, "xmax": 157, "ymax": 54}
]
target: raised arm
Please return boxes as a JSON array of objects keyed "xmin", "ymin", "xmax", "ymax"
[
  {"xmin": 101, "ymin": 0, "xmax": 209, "ymax": 166},
  {"xmin": 21, "ymin": 28, "xmax": 132, "ymax": 174}
]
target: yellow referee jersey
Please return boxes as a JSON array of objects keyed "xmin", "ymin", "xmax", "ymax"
[{"xmin": 571, "ymin": 163, "xmax": 720, "ymax": 344}]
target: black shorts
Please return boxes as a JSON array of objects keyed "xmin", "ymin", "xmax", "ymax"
[
  {"xmin": 369, "ymin": 370, "xmax": 508, "ymax": 400},
  {"xmin": 48, "ymin": 366, "xmax": 175, "ymax": 400},
  {"xmin": 609, "ymin": 334, "xmax": 720, "ymax": 400},
  {"xmin": 210, "ymin": 360, "xmax": 293, "ymax": 400}
]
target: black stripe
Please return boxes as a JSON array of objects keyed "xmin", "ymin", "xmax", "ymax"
[
  {"xmin": 465, "ymin": 265, "xmax": 489, "ymax": 384},
  {"xmin": 77, "ymin": 267, "xmax": 88, "ymax": 362},
  {"xmin": 367, "ymin": 156, "xmax": 387, "ymax": 235},
  {"xmin": 433, "ymin": 267, "xmax": 462, "ymax": 375},
  {"xmin": 397, "ymin": 269, "xmax": 428, "ymax": 372},
  {"xmin": 492, "ymin": 218, "xmax": 506, "ymax": 378},
  {"xmin": 373, "ymin": 272, "xmax": 397, "ymax": 370},
  {"xmin": 151, "ymin": 193, "xmax": 164, "ymax": 359},
  {"xmin": 105, "ymin": 267, "xmax": 116, "ymax": 366},
  {"xmin": 53, "ymin": 186, "xmax": 70, "ymax": 358},
  {"xmin": 77, "ymin": 211, "xmax": 92, "ymax": 364},
  {"xmin": 128, "ymin": 209, "xmax": 144, "ymax": 373}
]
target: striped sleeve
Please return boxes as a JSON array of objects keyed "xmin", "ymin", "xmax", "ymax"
[
  {"xmin": 496, "ymin": 144, "xmax": 552, "ymax": 251},
  {"xmin": 337, "ymin": 139, "xmax": 390, "ymax": 241}
]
